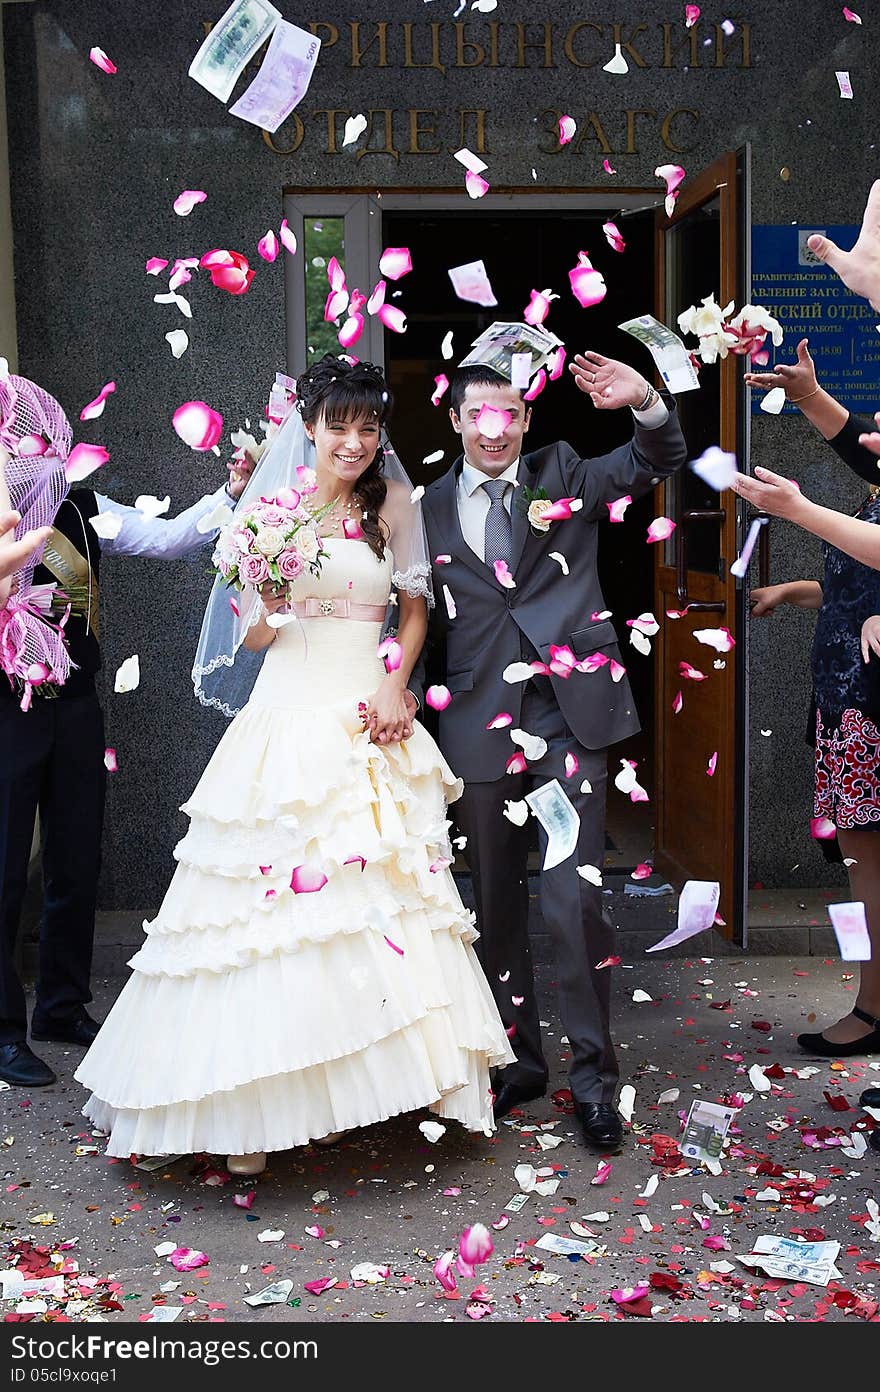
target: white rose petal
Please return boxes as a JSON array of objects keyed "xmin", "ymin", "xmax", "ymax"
[
  {"xmin": 632, "ymin": 989, "xmax": 653, "ymax": 1003},
  {"xmin": 418, "ymin": 1120, "xmax": 446, "ymax": 1144},
  {"xmin": 760, "ymin": 387, "xmax": 787, "ymax": 415},
  {"xmin": 441, "ymin": 331, "xmax": 454, "ymax": 359},
  {"xmin": 503, "ymin": 662, "xmax": 536, "ymax": 684},
  {"xmin": 135, "ymin": 495, "xmax": 170, "ymax": 519},
  {"xmin": 748, "ymin": 1063, "xmax": 772, "ymax": 1093},
  {"xmin": 257, "ymin": 1229, "xmax": 285, "ymax": 1243},
  {"xmin": 197, "ymin": 501, "xmax": 234, "ymax": 535},
  {"xmin": 421, "ymin": 452, "xmax": 444, "ymax": 467},
  {"xmin": 90, "ymin": 512, "xmax": 123, "ymax": 540},
  {"xmin": 410, "ymin": 485, "xmax": 426, "ymax": 502},
  {"xmin": 114, "ymin": 655, "xmax": 140, "ymax": 694},
  {"xmin": 165, "ymin": 329, "xmax": 189, "ymax": 358},
  {"xmin": 548, "ymin": 551, "xmax": 569, "ymax": 575},
  {"xmin": 341, "ymin": 113, "xmax": 368, "ymax": 146},
  {"xmin": 576, "ymin": 863, "xmax": 603, "ymax": 886},
  {"xmin": 511, "ymin": 728, "xmax": 548, "ymax": 761},
  {"xmin": 617, "ymin": 1084, "xmax": 636, "ymax": 1123},
  {"xmin": 579, "ymin": 779, "xmax": 593, "ymax": 794},
  {"xmin": 630, "ymin": 628, "xmax": 651, "ymax": 656},
  {"xmin": 503, "ymin": 799, "xmax": 529, "ymax": 826}
]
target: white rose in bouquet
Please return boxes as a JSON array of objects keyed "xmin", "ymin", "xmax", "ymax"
[
  {"xmin": 297, "ymin": 527, "xmax": 321, "ymax": 563},
  {"xmin": 254, "ymin": 527, "xmax": 286, "ymax": 558}
]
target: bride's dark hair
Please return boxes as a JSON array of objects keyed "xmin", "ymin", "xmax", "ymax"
[{"xmin": 295, "ymin": 354, "xmax": 392, "ymax": 561}]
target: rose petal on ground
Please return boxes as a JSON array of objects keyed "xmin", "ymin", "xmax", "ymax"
[
  {"xmin": 647, "ymin": 516, "xmax": 676, "ymax": 543},
  {"xmin": 618, "ymin": 1084, "xmax": 636, "ymax": 1122},
  {"xmin": 596, "ymin": 955, "xmax": 621, "ymax": 969},
  {"xmin": 433, "ymin": 1251, "xmax": 457, "ymax": 1292},
  {"xmin": 257, "ymin": 230, "xmax": 279, "ymax": 263},
  {"xmin": 169, "ymin": 1247, "xmax": 208, "ymax": 1271},
  {"xmin": 65, "ymin": 443, "xmax": 110, "ymax": 483},
  {"xmin": 632, "ymin": 988, "xmax": 653, "ymax": 1002},
  {"xmin": 80, "ymin": 381, "xmax": 116, "ymax": 421},
  {"xmin": 591, "ymin": 1161, "xmax": 613, "ymax": 1185},
  {"xmin": 558, "ymin": 115, "xmax": 576, "ymax": 146},
  {"xmin": 290, "ymin": 866, "xmax": 328, "ymax": 894},
  {"xmin": 173, "ymin": 189, "xmax": 207, "ymax": 216},
  {"xmin": 89, "ymin": 47, "xmax": 117, "ymax": 74},
  {"xmin": 303, "ymin": 1278, "xmax": 337, "ymax": 1296},
  {"xmin": 602, "ymin": 220, "xmax": 626, "ymax": 253},
  {"xmin": 379, "ymin": 246, "xmax": 413, "ymax": 280},
  {"xmin": 426, "ymin": 685, "xmax": 452, "ymax": 711},
  {"xmin": 232, "ymin": 1191, "xmax": 256, "ymax": 1209},
  {"xmin": 172, "ymin": 401, "xmax": 223, "ymax": 451},
  {"xmin": 145, "ymin": 257, "xmax": 168, "ymax": 275}
]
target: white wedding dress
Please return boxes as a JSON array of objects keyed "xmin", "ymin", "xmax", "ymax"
[{"xmin": 76, "ymin": 540, "xmax": 515, "ymax": 1157}]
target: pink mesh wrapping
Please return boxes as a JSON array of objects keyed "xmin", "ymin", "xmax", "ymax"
[{"xmin": 0, "ymin": 373, "xmax": 74, "ymax": 708}]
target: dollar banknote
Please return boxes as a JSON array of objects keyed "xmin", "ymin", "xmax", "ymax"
[
  {"xmin": 189, "ymin": 0, "xmax": 282, "ymax": 104},
  {"xmin": 229, "ymin": 20, "xmax": 322, "ymax": 132},
  {"xmin": 525, "ymin": 779, "xmax": 580, "ymax": 871}
]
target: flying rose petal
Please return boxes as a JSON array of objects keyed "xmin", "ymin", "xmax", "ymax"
[
  {"xmin": 603, "ymin": 158, "xmax": 617, "ymax": 174},
  {"xmin": 558, "ymin": 115, "xmax": 577, "ymax": 146},
  {"xmin": 229, "ymin": 597, "xmax": 240, "ymax": 617},
  {"xmin": 434, "ymin": 554, "xmax": 451, "ymax": 565},
  {"xmin": 103, "ymin": 747, "xmax": 117, "ymax": 773},
  {"xmin": 679, "ymin": 661, "xmax": 706, "ymax": 681},
  {"xmin": 338, "ymin": 314, "xmax": 364, "ymax": 348},
  {"xmin": 459, "ymin": 1224, "xmax": 493, "ymax": 1266},
  {"xmin": 685, "ymin": 4, "xmax": 701, "ymax": 26},
  {"xmin": 173, "ymin": 189, "xmax": 207, "ymax": 217},
  {"xmin": 577, "ymin": 652, "xmax": 610, "ymax": 674},
  {"xmin": 647, "ymin": 516, "xmax": 676, "ymax": 543},
  {"xmin": 843, "ymin": 5, "xmax": 861, "ymax": 20},
  {"xmin": 465, "ymin": 170, "xmax": 490, "ymax": 199},
  {"xmin": 377, "ymin": 304, "xmax": 407, "ymax": 334},
  {"xmin": 524, "ymin": 288, "xmax": 558, "ymax": 326},
  {"xmin": 65, "ymin": 443, "xmax": 110, "ymax": 483},
  {"xmin": 564, "ymin": 753, "xmax": 579, "ymax": 779},
  {"xmin": 342, "ymin": 518, "xmax": 364, "ymax": 540},
  {"xmin": 607, "ymin": 494, "xmax": 632, "ymax": 523},
  {"xmin": 135, "ymin": 494, "xmax": 170, "ymax": 519},
  {"xmin": 172, "ymin": 401, "xmax": 223, "ymax": 452},
  {"xmin": 609, "ymin": 660, "xmax": 626, "ymax": 683},
  {"xmin": 707, "ymin": 751, "xmax": 718, "ymax": 776},
  {"xmin": 145, "ymin": 257, "xmax": 168, "ymax": 275},
  {"xmin": 548, "ymin": 551, "xmax": 569, "ymax": 575},
  {"xmin": 577, "ymin": 863, "xmax": 603, "ymax": 886},
  {"xmin": 290, "ymin": 865, "xmax": 328, "ymax": 894},
  {"xmin": 79, "ymin": 381, "xmax": 116, "ymax": 422},
  {"xmin": 693, "ymin": 626, "xmax": 735, "ymax": 652},
  {"xmin": 443, "ymin": 584, "xmax": 457, "ymax": 619},
  {"xmin": 365, "ymin": 280, "xmax": 387, "ymax": 316},
  {"xmin": 547, "ymin": 347, "xmax": 567, "ymax": 382},
  {"xmin": 602, "ymin": 220, "xmax": 626, "ymax": 253},
  {"xmin": 569, "ymin": 251, "xmax": 607, "ymax": 308},
  {"xmin": 672, "ymin": 690, "xmax": 683, "ymax": 714},
  {"xmin": 655, "ymin": 163, "xmax": 686, "ymax": 197},
  {"xmin": 378, "ymin": 636, "xmax": 403, "ymax": 672},
  {"xmin": 429, "ymin": 857, "xmax": 452, "ymax": 873},
  {"xmin": 474, "ymin": 403, "xmax": 512, "ymax": 439},
  {"xmin": 426, "ymin": 684, "xmax": 452, "ymax": 711},
  {"xmin": 549, "ymin": 644, "xmax": 577, "ymax": 676},
  {"xmin": 342, "ymin": 113, "xmax": 368, "ymax": 146},
  {"xmin": 523, "ymin": 370, "xmax": 547, "ymax": 402},
  {"xmin": 603, "ymin": 43, "xmax": 629, "ymax": 73},
  {"xmin": 113, "ymin": 655, "xmax": 140, "ymax": 694},
  {"xmin": 628, "ymin": 612, "xmax": 660, "ymax": 636},
  {"xmin": 257, "ymin": 230, "xmax": 279, "ymax": 263},
  {"xmin": 433, "ymin": 1251, "xmax": 458, "ymax": 1293},
  {"xmin": 506, "ymin": 752, "xmax": 527, "ymax": 775},
  {"xmin": 279, "ymin": 219, "xmax": 297, "ymax": 255},
  {"xmin": 486, "ymin": 712, "xmax": 513, "ymax": 729},
  {"xmin": 378, "ymin": 246, "xmax": 412, "ymax": 280},
  {"xmin": 165, "ymin": 329, "xmax": 189, "ymax": 359},
  {"xmin": 431, "ymin": 374, "xmax": 449, "ymax": 406},
  {"xmin": 596, "ymin": 955, "xmax": 621, "ymax": 969},
  {"xmin": 810, "ymin": 815, "xmax": 837, "ymax": 840},
  {"xmin": 89, "ymin": 47, "xmax": 117, "ymax": 74},
  {"xmin": 493, "ymin": 560, "xmax": 516, "ymax": 590}
]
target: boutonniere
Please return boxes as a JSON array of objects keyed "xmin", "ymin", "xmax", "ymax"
[{"xmin": 516, "ymin": 486, "xmax": 584, "ymax": 534}]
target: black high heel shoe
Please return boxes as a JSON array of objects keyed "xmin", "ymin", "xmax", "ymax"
[{"xmin": 797, "ymin": 1005, "xmax": 880, "ymax": 1057}]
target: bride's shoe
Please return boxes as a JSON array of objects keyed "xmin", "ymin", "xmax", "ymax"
[
  {"xmin": 312, "ymin": 1130, "xmax": 351, "ymax": 1148},
  {"xmin": 226, "ymin": 1151, "xmax": 267, "ymax": 1175}
]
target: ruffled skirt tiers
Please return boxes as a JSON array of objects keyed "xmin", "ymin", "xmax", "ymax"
[{"xmin": 76, "ymin": 617, "xmax": 514, "ymax": 1156}]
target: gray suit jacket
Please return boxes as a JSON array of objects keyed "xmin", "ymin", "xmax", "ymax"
[{"xmin": 413, "ymin": 398, "xmax": 688, "ymax": 781}]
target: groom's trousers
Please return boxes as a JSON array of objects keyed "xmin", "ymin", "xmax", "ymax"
[
  {"xmin": 0, "ymin": 683, "xmax": 105, "ymax": 1043},
  {"xmin": 452, "ymin": 678, "xmax": 619, "ymax": 1105}
]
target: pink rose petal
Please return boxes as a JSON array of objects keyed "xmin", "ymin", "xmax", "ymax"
[
  {"xmin": 378, "ymin": 304, "xmax": 407, "ymax": 334},
  {"xmin": 486, "ymin": 712, "xmax": 513, "ymax": 729},
  {"xmin": 434, "ymin": 554, "xmax": 452, "ymax": 565},
  {"xmin": 172, "ymin": 401, "xmax": 223, "ymax": 452},
  {"xmin": 523, "ymin": 369, "xmax": 547, "ymax": 401},
  {"xmin": 564, "ymin": 752, "xmax": 579, "ymax": 778},
  {"xmin": 257, "ymin": 230, "xmax": 279, "ymax": 263},
  {"xmin": 607, "ymin": 494, "xmax": 632, "ymax": 523},
  {"xmin": 596, "ymin": 954, "xmax": 621, "ymax": 969},
  {"xmin": 426, "ymin": 684, "xmax": 452, "ymax": 710},
  {"xmin": 541, "ymin": 497, "xmax": 579, "ymax": 522},
  {"xmin": 169, "ymin": 1247, "xmax": 208, "ymax": 1272},
  {"xmin": 431, "ymin": 374, "xmax": 450, "ymax": 406},
  {"xmin": 578, "ymin": 652, "xmax": 610, "ymax": 674},
  {"xmin": 343, "ymin": 855, "xmax": 367, "ymax": 871},
  {"xmin": 707, "ymin": 751, "xmax": 718, "ymax": 776},
  {"xmin": 843, "ymin": 5, "xmax": 861, "ymax": 19},
  {"xmin": 89, "ymin": 47, "xmax": 117, "ymax": 74},
  {"xmin": 338, "ymin": 314, "xmax": 364, "ymax": 349},
  {"xmin": 603, "ymin": 158, "xmax": 617, "ymax": 174},
  {"xmin": 103, "ymin": 747, "xmax": 117, "ymax": 773},
  {"xmin": 491, "ymin": 1214, "xmax": 510, "ymax": 1230},
  {"xmin": 569, "ymin": 251, "xmax": 607, "ymax": 308},
  {"xmin": 465, "ymin": 170, "xmax": 489, "ymax": 199},
  {"xmin": 327, "ymin": 256, "xmax": 346, "ymax": 291},
  {"xmin": 474, "ymin": 403, "xmax": 512, "ymax": 439},
  {"xmin": 384, "ymin": 934, "xmax": 405, "ymax": 956},
  {"xmin": 429, "ymin": 857, "xmax": 452, "ymax": 873},
  {"xmin": 259, "ymin": 865, "xmax": 272, "ymax": 875},
  {"xmin": 548, "ymin": 347, "xmax": 567, "ymax": 381},
  {"xmin": 173, "ymin": 189, "xmax": 207, "ymax": 217},
  {"xmin": 145, "ymin": 257, "xmax": 168, "ymax": 275},
  {"xmin": 672, "ymin": 690, "xmax": 683, "ymax": 714},
  {"xmin": 378, "ymin": 636, "xmax": 403, "ymax": 672},
  {"xmin": 524, "ymin": 288, "xmax": 557, "ymax": 326},
  {"xmin": 558, "ymin": 115, "xmax": 577, "ymax": 146},
  {"xmin": 79, "ymin": 381, "xmax": 116, "ymax": 422},
  {"xmin": 591, "ymin": 1160, "xmax": 612, "ymax": 1185},
  {"xmin": 378, "ymin": 246, "xmax": 413, "ymax": 280},
  {"xmin": 433, "ymin": 1251, "xmax": 458, "ymax": 1292},
  {"xmin": 65, "ymin": 443, "xmax": 110, "ymax": 483},
  {"xmin": 366, "ymin": 280, "xmax": 387, "ymax": 315},
  {"xmin": 632, "ymin": 863, "xmax": 652, "ymax": 880},
  {"xmin": 611, "ymin": 1284, "xmax": 649, "ymax": 1305},
  {"xmin": 229, "ymin": 597, "xmax": 240, "ymax": 618},
  {"xmin": 685, "ymin": 4, "xmax": 701, "ymax": 26},
  {"xmin": 609, "ymin": 660, "xmax": 626, "ymax": 683},
  {"xmin": 647, "ymin": 516, "xmax": 676, "ymax": 543},
  {"xmin": 290, "ymin": 866, "xmax": 328, "ymax": 894},
  {"xmin": 232, "ymin": 1191, "xmax": 256, "ymax": 1209},
  {"xmin": 342, "ymin": 517, "xmax": 364, "ymax": 539},
  {"xmin": 305, "ymin": 1225, "xmax": 325, "ymax": 1239},
  {"xmin": 506, "ymin": 752, "xmax": 527, "ymax": 775},
  {"xmin": 493, "ymin": 560, "xmax": 516, "ymax": 589},
  {"xmin": 279, "ymin": 219, "xmax": 297, "ymax": 255},
  {"xmin": 679, "ymin": 661, "xmax": 706, "ymax": 681},
  {"xmin": 325, "ymin": 286, "xmax": 350, "ymax": 322},
  {"xmin": 303, "ymin": 1278, "xmax": 338, "ymax": 1296},
  {"xmin": 810, "ymin": 815, "xmax": 837, "ymax": 841},
  {"xmin": 602, "ymin": 220, "xmax": 626, "ymax": 253}
]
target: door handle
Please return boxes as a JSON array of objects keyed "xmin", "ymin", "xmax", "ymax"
[
  {"xmin": 757, "ymin": 512, "xmax": 771, "ymax": 588},
  {"xmin": 676, "ymin": 509, "xmax": 727, "ymax": 611}
]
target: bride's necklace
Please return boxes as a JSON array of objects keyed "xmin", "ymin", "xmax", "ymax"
[{"xmin": 308, "ymin": 493, "xmax": 356, "ymax": 535}]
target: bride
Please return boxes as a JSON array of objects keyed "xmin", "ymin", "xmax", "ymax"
[{"xmin": 76, "ymin": 355, "xmax": 514, "ymax": 1175}]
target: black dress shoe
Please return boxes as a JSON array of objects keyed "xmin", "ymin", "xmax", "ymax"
[
  {"xmin": 860, "ymin": 1087, "xmax": 880, "ymax": 1109},
  {"xmin": 797, "ymin": 1006, "xmax": 880, "ymax": 1057},
  {"xmin": 575, "ymin": 1101, "xmax": 624, "ymax": 1150},
  {"xmin": 0, "ymin": 1042, "xmax": 57, "ymax": 1087},
  {"xmin": 492, "ymin": 1080, "xmax": 548, "ymax": 1121},
  {"xmin": 31, "ymin": 1013, "xmax": 101, "ymax": 1046}
]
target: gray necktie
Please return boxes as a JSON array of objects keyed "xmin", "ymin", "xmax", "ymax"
[{"xmin": 482, "ymin": 478, "xmax": 512, "ymax": 567}]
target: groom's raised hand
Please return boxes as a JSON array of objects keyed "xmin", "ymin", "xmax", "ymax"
[{"xmin": 570, "ymin": 352, "xmax": 649, "ymax": 411}]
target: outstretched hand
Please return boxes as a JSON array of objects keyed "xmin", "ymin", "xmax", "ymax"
[
  {"xmin": 729, "ymin": 466, "xmax": 806, "ymax": 520},
  {"xmin": 227, "ymin": 452, "xmax": 258, "ymax": 501},
  {"xmin": 569, "ymin": 352, "xmax": 649, "ymax": 411},
  {"xmin": 859, "ymin": 411, "xmax": 880, "ymax": 458},
  {"xmin": 743, "ymin": 337, "xmax": 817, "ymax": 399},
  {"xmin": 807, "ymin": 180, "xmax": 880, "ymax": 310}
]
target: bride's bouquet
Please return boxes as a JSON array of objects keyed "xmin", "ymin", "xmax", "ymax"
[{"xmin": 212, "ymin": 488, "xmax": 332, "ymax": 592}]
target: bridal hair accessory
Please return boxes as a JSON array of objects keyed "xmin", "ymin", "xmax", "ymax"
[{"xmin": 0, "ymin": 365, "xmax": 74, "ymax": 709}]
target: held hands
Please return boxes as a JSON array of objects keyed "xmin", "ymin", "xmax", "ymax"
[
  {"xmin": 569, "ymin": 352, "xmax": 649, "ymax": 411},
  {"xmin": 807, "ymin": 180, "xmax": 880, "ymax": 311},
  {"xmin": 862, "ymin": 615, "xmax": 880, "ymax": 664},
  {"xmin": 362, "ymin": 682, "xmax": 416, "ymax": 745},
  {"xmin": 730, "ymin": 466, "xmax": 807, "ymax": 521},
  {"xmin": 226, "ymin": 451, "xmax": 258, "ymax": 502},
  {"xmin": 744, "ymin": 338, "xmax": 817, "ymax": 401}
]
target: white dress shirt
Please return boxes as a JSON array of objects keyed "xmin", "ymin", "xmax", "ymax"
[
  {"xmin": 93, "ymin": 484, "xmax": 229, "ymax": 559},
  {"xmin": 456, "ymin": 396, "xmax": 670, "ymax": 562}
]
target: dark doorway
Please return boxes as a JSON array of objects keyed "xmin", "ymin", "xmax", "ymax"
[{"xmin": 382, "ymin": 207, "xmax": 657, "ymax": 869}]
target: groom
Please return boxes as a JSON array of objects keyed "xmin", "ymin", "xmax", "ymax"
[{"xmin": 412, "ymin": 339, "xmax": 687, "ymax": 1149}]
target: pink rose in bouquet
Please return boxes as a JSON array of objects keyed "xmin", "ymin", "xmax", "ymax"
[
  {"xmin": 211, "ymin": 492, "xmax": 334, "ymax": 595},
  {"xmin": 239, "ymin": 553, "xmax": 270, "ymax": 586},
  {"xmin": 253, "ymin": 503, "xmax": 291, "ymax": 530},
  {"xmin": 277, "ymin": 549, "xmax": 305, "ymax": 581}
]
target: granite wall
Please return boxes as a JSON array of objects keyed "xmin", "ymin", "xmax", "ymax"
[{"xmin": 2, "ymin": 0, "xmax": 877, "ymax": 906}]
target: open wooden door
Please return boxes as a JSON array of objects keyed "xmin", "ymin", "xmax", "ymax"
[{"xmin": 653, "ymin": 149, "xmax": 750, "ymax": 943}]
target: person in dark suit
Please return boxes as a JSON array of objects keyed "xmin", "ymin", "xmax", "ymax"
[
  {"xmin": 411, "ymin": 344, "xmax": 688, "ymax": 1149},
  {"xmin": 0, "ymin": 376, "xmax": 250, "ymax": 1089}
]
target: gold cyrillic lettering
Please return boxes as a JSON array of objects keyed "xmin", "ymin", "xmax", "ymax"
[
  {"xmin": 661, "ymin": 108, "xmax": 700, "ymax": 153},
  {"xmin": 537, "ymin": 108, "xmax": 564, "ymax": 154},
  {"xmin": 455, "ymin": 109, "xmax": 488, "ymax": 155},
  {"xmin": 454, "ymin": 21, "xmax": 485, "ymax": 67},
  {"xmin": 575, "ymin": 113, "xmax": 613, "ymax": 156},
  {"xmin": 307, "ymin": 21, "xmax": 338, "ymax": 50},
  {"xmin": 355, "ymin": 108, "xmax": 399, "ymax": 161},
  {"xmin": 402, "ymin": 22, "xmax": 446, "ymax": 73},
  {"xmin": 312, "ymin": 109, "xmax": 348, "ymax": 155},
  {"xmin": 563, "ymin": 21, "xmax": 603, "ymax": 68},
  {"xmin": 661, "ymin": 21, "xmax": 701, "ymax": 68},
  {"xmin": 625, "ymin": 109, "xmax": 656, "ymax": 155},
  {"xmin": 408, "ymin": 109, "xmax": 442, "ymax": 154},
  {"xmin": 611, "ymin": 23, "xmax": 649, "ymax": 68},
  {"xmin": 514, "ymin": 22, "xmax": 555, "ymax": 68},
  {"xmin": 713, "ymin": 21, "xmax": 752, "ymax": 68},
  {"xmin": 350, "ymin": 21, "xmax": 389, "ymax": 68},
  {"xmin": 262, "ymin": 114, "xmax": 305, "ymax": 156}
]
